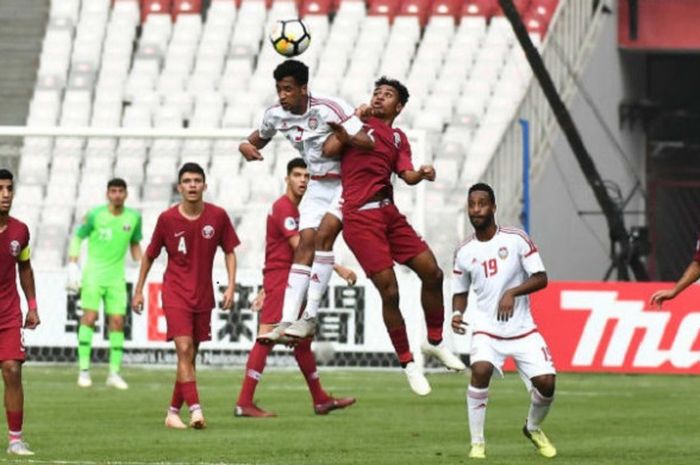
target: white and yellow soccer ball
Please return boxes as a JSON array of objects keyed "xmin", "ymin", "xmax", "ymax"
[{"xmin": 269, "ymin": 18, "xmax": 311, "ymax": 57}]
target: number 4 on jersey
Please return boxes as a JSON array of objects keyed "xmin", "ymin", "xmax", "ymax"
[{"xmin": 178, "ymin": 236, "xmax": 187, "ymax": 254}]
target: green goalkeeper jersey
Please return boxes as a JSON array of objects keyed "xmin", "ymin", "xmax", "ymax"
[{"xmin": 70, "ymin": 205, "xmax": 142, "ymax": 285}]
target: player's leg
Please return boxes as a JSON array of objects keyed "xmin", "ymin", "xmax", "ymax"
[
  {"xmin": 235, "ymin": 323, "xmax": 275, "ymax": 417},
  {"xmin": 391, "ymin": 210, "xmax": 465, "ymax": 371},
  {"xmin": 77, "ymin": 299, "xmax": 99, "ymax": 388},
  {"xmin": 104, "ymin": 282, "xmax": 128, "ymax": 389},
  {"xmin": 173, "ymin": 335, "xmax": 205, "ymax": 428},
  {"xmin": 292, "ymin": 338, "xmax": 356, "ymax": 414},
  {"xmin": 466, "ymin": 361, "xmax": 495, "ymax": 459},
  {"xmin": 1, "ymin": 327, "xmax": 33, "ymax": 456},
  {"xmin": 515, "ymin": 334, "xmax": 557, "ymax": 458},
  {"xmin": 285, "ymin": 212, "xmax": 343, "ymax": 338}
]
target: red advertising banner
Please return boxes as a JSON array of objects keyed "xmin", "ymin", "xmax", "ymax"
[{"xmin": 529, "ymin": 281, "xmax": 700, "ymax": 374}]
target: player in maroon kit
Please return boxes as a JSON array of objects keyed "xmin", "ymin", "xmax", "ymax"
[
  {"xmin": 324, "ymin": 78, "xmax": 465, "ymax": 396},
  {"xmin": 132, "ymin": 163, "xmax": 239, "ymax": 429},
  {"xmin": 235, "ymin": 158, "xmax": 356, "ymax": 417},
  {"xmin": 0, "ymin": 169, "xmax": 40, "ymax": 455}
]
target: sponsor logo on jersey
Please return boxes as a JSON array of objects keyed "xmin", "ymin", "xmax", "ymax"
[
  {"xmin": 393, "ymin": 132, "xmax": 401, "ymax": 148},
  {"xmin": 9, "ymin": 240, "xmax": 21, "ymax": 257},
  {"xmin": 202, "ymin": 225, "xmax": 215, "ymax": 239},
  {"xmin": 498, "ymin": 246, "xmax": 508, "ymax": 260},
  {"xmin": 284, "ymin": 216, "xmax": 298, "ymax": 231},
  {"xmin": 308, "ymin": 117, "xmax": 318, "ymax": 130}
]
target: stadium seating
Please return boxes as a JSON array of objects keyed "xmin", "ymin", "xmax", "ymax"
[{"xmin": 21, "ymin": 0, "xmax": 560, "ymax": 267}]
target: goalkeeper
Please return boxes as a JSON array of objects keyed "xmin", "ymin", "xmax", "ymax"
[{"xmin": 66, "ymin": 178, "xmax": 143, "ymax": 390}]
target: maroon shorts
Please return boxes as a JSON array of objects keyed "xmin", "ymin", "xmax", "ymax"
[
  {"xmin": 343, "ymin": 203, "xmax": 428, "ymax": 276},
  {"xmin": 260, "ymin": 268, "xmax": 289, "ymax": 325},
  {"xmin": 0, "ymin": 327, "xmax": 25, "ymax": 362},
  {"xmin": 164, "ymin": 308, "xmax": 212, "ymax": 343}
]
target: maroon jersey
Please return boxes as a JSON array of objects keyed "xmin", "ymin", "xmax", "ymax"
[
  {"xmin": 263, "ymin": 195, "xmax": 299, "ymax": 274},
  {"xmin": 146, "ymin": 203, "xmax": 240, "ymax": 312},
  {"xmin": 0, "ymin": 217, "xmax": 30, "ymax": 330},
  {"xmin": 340, "ymin": 117, "xmax": 414, "ymax": 212}
]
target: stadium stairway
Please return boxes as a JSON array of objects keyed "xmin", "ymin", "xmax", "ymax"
[{"xmin": 0, "ymin": 0, "xmax": 49, "ymax": 126}]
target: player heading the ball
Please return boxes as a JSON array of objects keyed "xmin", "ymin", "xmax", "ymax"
[
  {"xmin": 239, "ymin": 60, "xmax": 373, "ymax": 344},
  {"xmin": 132, "ymin": 163, "xmax": 240, "ymax": 430}
]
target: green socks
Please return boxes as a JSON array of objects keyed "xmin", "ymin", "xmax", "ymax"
[
  {"xmin": 77, "ymin": 325, "xmax": 94, "ymax": 371},
  {"xmin": 109, "ymin": 331, "xmax": 125, "ymax": 374}
]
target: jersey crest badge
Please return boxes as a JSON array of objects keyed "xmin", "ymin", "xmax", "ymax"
[
  {"xmin": 9, "ymin": 240, "xmax": 21, "ymax": 257},
  {"xmin": 123, "ymin": 224, "xmax": 132, "ymax": 232},
  {"xmin": 308, "ymin": 117, "xmax": 318, "ymax": 130},
  {"xmin": 202, "ymin": 225, "xmax": 215, "ymax": 239},
  {"xmin": 393, "ymin": 132, "xmax": 401, "ymax": 148},
  {"xmin": 498, "ymin": 247, "xmax": 509, "ymax": 260}
]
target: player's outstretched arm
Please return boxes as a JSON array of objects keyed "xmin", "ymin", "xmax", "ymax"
[
  {"xmin": 239, "ymin": 130, "xmax": 270, "ymax": 161},
  {"xmin": 497, "ymin": 271, "xmax": 548, "ymax": 322},
  {"xmin": 451, "ymin": 292, "xmax": 469, "ymax": 335},
  {"xmin": 18, "ymin": 259, "xmax": 40, "ymax": 329},
  {"xmin": 333, "ymin": 264, "xmax": 357, "ymax": 286},
  {"xmin": 324, "ymin": 123, "xmax": 375, "ymax": 157},
  {"xmin": 399, "ymin": 165, "xmax": 436, "ymax": 185},
  {"xmin": 66, "ymin": 235, "xmax": 84, "ymax": 292},
  {"xmin": 132, "ymin": 254, "xmax": 155, "ymax": 315},
  {"xmin": 130, "ymin": 242, "xmax": 143, "ymax": 262},
  {"xmin": 222, "ymin": 252, "xmax": 237, "ymax": 310},
  {"xmin": 650, "ymin": 260, "xmax": 700, "ymax": 308}
]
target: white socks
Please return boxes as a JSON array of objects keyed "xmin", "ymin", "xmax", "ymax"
[
  {"xmin": 281, "ymin": 264, "xmax": 311, "ymax": 323},
  {"xmin": 467, "ymin": 385, "xmax": 489, "ymax": 445},
  {"xmin": 304, "ymin": 251, "xmax": 334, "ymax": 319},
  {"xmin": 526, "ymin": 388, "xmax": 554, "ymax": 432}
]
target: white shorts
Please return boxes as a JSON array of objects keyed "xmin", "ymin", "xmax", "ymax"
[
  {"xmin": 298, "ymin": 178, "xmax": 343, "ymax": 230},
  {"xmin": 470, "ymin": 331, "xmax": 556, "ymax": 382}
]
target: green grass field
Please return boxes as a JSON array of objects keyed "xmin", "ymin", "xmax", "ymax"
[{"xmin": 1, "ymin": 366, "xmax": 698, "ymax": 465}]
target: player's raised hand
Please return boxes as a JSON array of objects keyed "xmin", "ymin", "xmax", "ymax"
[
  {"xmin": 239, "ymin": 142, "xmax": 264, "ymax": 161},
  {"xmin": 451, "ymin": 311, "xmax": 468, "ymax": 335},
  {"xmin": 354, "ymin": 104, "xmax": 373, "ymax": 121},
  {"xmin": 131, "ymin": 292, "xmax": 145, "ymax": 315},
  {"xmin": 497, "ymin": 291, "xmax": 515, "ymax": 322},
  {"xmin": 327, "ymin": 121, "xmax": 350, "ymax": 145},
  {"xmin": 221, "ymin": 285, "xmax": 235, "ymax": 310},
  {"xmin": 419, "ymin": 165, "xmax": 436, "ymax": 182},
  {"xmin": 24, "ymin": 309, "xmax": 40, "ymax": 330},
  {"xmin": 650, "ymin": 289, "xmax": 676, "ymax": 308}
]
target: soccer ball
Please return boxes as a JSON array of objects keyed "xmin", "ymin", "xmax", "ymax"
[{"xmin": 269, "ymin": 19, "xmax": 311, "ymax": 57}]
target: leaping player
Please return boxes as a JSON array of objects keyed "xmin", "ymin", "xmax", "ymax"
[
  {"xmin": 322, "ymin": 77, "xmax": 466, "ymax": 396},
  {"xmin": 451, "ymin": 183, "xmax": 556, "ymax": 459},
  {"xmin": 239, "ymin": 60, "xmax": 373, "ymax": 344}
]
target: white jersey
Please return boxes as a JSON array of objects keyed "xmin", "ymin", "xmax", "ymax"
[
  {"xmin": 258, "ymin": 93, "xmax": 363, "ymax": 177},
  {"xmin": 452, "ymin": 227, "xmax": 546, "ymax": 339}
]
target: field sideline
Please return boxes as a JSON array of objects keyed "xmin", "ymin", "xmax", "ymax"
[{"xmin": 1, "ymin": 367, "xmax": 698, "ymax": 465}]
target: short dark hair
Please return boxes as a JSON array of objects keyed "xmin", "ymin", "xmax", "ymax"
[
  {"xmin": 178, "ymin": 162, "xmax": 206, "ymax": 182},
  {"xmin": 468, "ymin": 182, "xmax": 496, "ymax": 204},
  {"xmin": 0, "ymin": 169, "xmax": 13, "ymax": 182},
  {"xmin": 375, "ymin": 76, "xmax": 410, "ymax": 106},
  {"xmin": 273, "ymin": 60, "xmax": 309, "ymax": 86},
  {"xmin": 287, "ymin": 157, "xmax": 307, "ymax": 175},
  {"xmin": 107, "ymin": 178, "xmax": 127, "ymax": 189}
]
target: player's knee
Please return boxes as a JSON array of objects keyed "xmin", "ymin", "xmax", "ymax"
[
  {"xmin": 80, "ymin": 312, "xmax": 98, "ymax": 327},
  {"xmin": 109, "ymin": 317, "xmax": 125, "ymax": 332},
  {"xmin": 380, "ymin": 284, "xmax": 400, "ymax": 306},
  {"xmin": 1, "ymin": 362, "xmax": 21, "ymax": 384},
  {"xmin": 533, "ymin": 375, "xmax": 556, "ymax": 398}
]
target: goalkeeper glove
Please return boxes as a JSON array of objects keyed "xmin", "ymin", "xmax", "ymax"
[{"xmin": 66, "ymin": 262, "xmax": 81, "ymax": 294}]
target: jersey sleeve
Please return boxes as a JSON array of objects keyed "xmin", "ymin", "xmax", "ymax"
[
  {"xmin": 75, "ymin": 209, "xmax": 95, "ymax": 239},
  {"xmin": 517, "ymin": 232, "xmax": 546, "ymax": 275},
  {"xmin": 219, "ymin": 211, "xmax": 241, "ymax": 253},
  {"xmin": 394, "ymin": 130, "xmax": 415, "ymax": 174},
  {"xmin": 146, "ymin": 214, "xmax": 165, "ymax": 260},
  {"xmin": 273, "ymin": 201, "xmax": 299, "ymax": 240},
  {"xmin": 18, "ymin": 224, "xmax": 30, "ymax": 262},
  {"xmin": 131, "ymin": 211, "xmax": 143, "ymax": 243},
  {"xmin": 325, "ymin": 96, "xmax": 363, "ymax": 136},
  {"xmin": 451, "ymin": 250, "xmax": 471, "ymax": 294},
  {"xmin": 258, "ymin": 108, "xmax": 277, "ymax": 140}
]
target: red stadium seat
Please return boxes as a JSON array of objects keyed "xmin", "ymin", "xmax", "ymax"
[
  {"xmin": 461, "ymin": 0, "xmax": 497, "ymax": 18},
  {"xmin": 493, "ymin": 0, "xmax": 530, "ymax": 16},
  {"xmin": 397, "ymin": 0, "xmax": 432, "ymax": 26},
  {"xmin": 368, "ymin": 0, "xmax": 401, "ymax": 19},
  {"xmin": 172, "ymin": 0, "xmax": 202, "ymax": 17},
  {"xmin": 431, "ymin": 0, "xmax": 460, "ymax": 18},
  {"xmin": 301, "ymin": 0, "xmax": 332, "ymax": 15},
  {"xmin": 529, "ymin": 0, "xmax": 559, "ymax": 22},
  {"xmin": 142, "ymin": 0, "xmax": 172, "ymax": 22}
]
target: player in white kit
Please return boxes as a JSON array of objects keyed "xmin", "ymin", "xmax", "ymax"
[
  {"xmin": 239, "ymin": 60, "xmax": 372, "ymax": 343},
  {"xmin": 451, "ymin": 183, "xmax": 557, "ymax": 460}
]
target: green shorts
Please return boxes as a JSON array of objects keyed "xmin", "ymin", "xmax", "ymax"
[{"xmin": 80, "ymin": 281, "xmax": 127, "ymax": 315}]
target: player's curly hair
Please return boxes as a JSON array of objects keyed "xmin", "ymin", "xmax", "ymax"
[
  {"xmin": 374, "ymin": 77, "xmax": 410, "ymax": 106},
  {"xmin": 274, "ymin": 60, "xmax": 309, "ymax": 86},
  {"xmin": 469, "ymin": 182, "xmax": 496, "ymax": 204}
]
